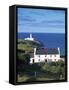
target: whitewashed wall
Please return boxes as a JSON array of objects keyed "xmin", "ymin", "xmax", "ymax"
[{"xmin": 30, "ymin": 54, "xmax": 60, "ymax": 63}]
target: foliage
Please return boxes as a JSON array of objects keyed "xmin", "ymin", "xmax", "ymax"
[
  {"xmin": 17, "ymin": 39, "xmax": 65, "ymax": 82},
  {"xmin": 41, "ymin": 61, "xmax": 65, "ymax": 79},
  {"xmin": 17, "ymin": 75, "xmax": 29, "ymax": 82},
  {"xmin": 17, "ymin": 53, "xmax": 30, "ymax": 73},
  {"xmin": 18, "ymin": 53, "xmax": 30, "ymax": 64},
  {"xmin": 18, "ymin": 39, "xmax": 43, "ymax": 52},
  {"xmin": 17, "ymin": 61, "xmax": 65, "ymax": 82},
  {"xmin": 42, "ymin": 63, "xmax": 51, "ymax": 72}
]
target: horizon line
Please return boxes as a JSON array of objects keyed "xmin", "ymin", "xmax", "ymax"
[{"xmin": 18, "ymin": 32, "xmax": 65, "ymax": 34}]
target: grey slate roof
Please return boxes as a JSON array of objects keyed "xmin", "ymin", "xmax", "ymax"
[{"xmin": 36, "ymin": 48, "xmax": 59, "ymax": 55}]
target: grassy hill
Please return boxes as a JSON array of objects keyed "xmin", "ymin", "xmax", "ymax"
[
  {"xmin": 17, "ymin": 39, "xmax": 65, "ymax": 82},
  {"xmin": 17, "ymin": 39, "xmax": 43, "ymax": 53}
]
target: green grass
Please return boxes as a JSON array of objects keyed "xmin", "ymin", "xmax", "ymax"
[
  {"xmin": 17, "ymin": 38, "xmax": 43, "ymax": 53},
  {"xmin": 17, "ymin": 73, "xmax": 65, "ymax": 82},
  {"xmin": 36, "ymin": 77, "xmax": 54, "ymax": 80},
  {"xmin": 17, "ymin": 75, "xmax": 29, "ymax": 82},
  {"xmin": 17, "ymin": 74, "xmax": 64, "ymax": 82}
]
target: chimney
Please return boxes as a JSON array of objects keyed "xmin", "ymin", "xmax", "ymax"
[
  {"xmin": 58, "ymin": 47, "xmax": 60, "ymax": 55},
  {"xmin": 34, "ymin": 48, "xmax": 36, "ymax": 55}
]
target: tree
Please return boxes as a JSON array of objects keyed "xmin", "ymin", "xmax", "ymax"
[
  {"xmin": 42, "ymin": 63, "xmax": 51, "ymax": 72},
  {"xmin": 56, "ymin": 60, "xmax": 65, "ymax": 67},
  {"xmin": 17, "ymin": 53, "xmax": 30, "ymax": 73},
  {"xmin": 18, "ymin": 52, "xmax": 30, "ymax": 64}
]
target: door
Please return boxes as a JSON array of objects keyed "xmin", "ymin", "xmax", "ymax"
[{"xmin": 33, "ymin": 59, "xmax": 34, "ymax": 63}]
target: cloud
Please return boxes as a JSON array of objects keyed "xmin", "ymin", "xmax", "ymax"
[
  {"xmin": 18, "ymin": 16, "xmax": 36, "ymax": 22},
  {"xmin": 23, "ymin": 19, "xmax": 65, "ymax": 28},
  {"xmin": 42, "ymin": 20, "xmax": 64, "ymax": 24},
  {"xmin": 18, "ymin": 8, "xmax": 65, "ymax": 33}
]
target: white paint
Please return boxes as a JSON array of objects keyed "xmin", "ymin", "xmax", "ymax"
[
  {"xmin": 25, "ymin": 33, "xmax": 34, "ymax": 41},
  {"xmin": 30, "ymin": 48, "xmax": 60, "ymax": 63}
]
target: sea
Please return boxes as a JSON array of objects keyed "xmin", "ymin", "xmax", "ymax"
[{"xmin": 18, "ymin": 33, "xmax": 65, "ymax": 56}]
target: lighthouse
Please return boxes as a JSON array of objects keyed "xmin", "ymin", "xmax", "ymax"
[
  {"xmin": 30, "ymin": 33, "xmax": 32, "ymax": 39},
  {"xmin": 25, "ymin": 33, "xmax": 34, "ymax": 41}
]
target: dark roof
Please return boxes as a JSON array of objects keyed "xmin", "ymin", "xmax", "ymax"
[{"xmin": 36, "ymin": 48, "xmax": 59, "ymax": 55}]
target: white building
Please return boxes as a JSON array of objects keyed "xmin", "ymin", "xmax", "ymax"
[
  {"xmin": 25, "ymin": 33, "xmax": 34, "ymax": 41},
  {"xmin": 30, "ymin": 47, "xmax": 60, "ymax": 64}
]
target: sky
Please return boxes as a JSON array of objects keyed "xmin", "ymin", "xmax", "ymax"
[{"xmin": 17, "ymin": 8, "xmax": 65, "ymax": 33}]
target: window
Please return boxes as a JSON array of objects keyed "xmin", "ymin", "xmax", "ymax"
[
  {"xmin": 38, "ymin": 55, "xmax": 40, "ymax": 57},
  {"xmin": 39, "ymin": 59, "xmax": 40, "ymax": 61},
  {"xmin": 55, "ymin": 59, "xmax": 56, "ymax": 61}
]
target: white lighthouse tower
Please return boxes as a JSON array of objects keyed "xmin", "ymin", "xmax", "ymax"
[
  {"xmin": 30, "ymin": 33, "xmax": 32, "ymax": 39},
  {"xmin": 25, "ymin": 33, "xmax": 34, "ymax": 41}
]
